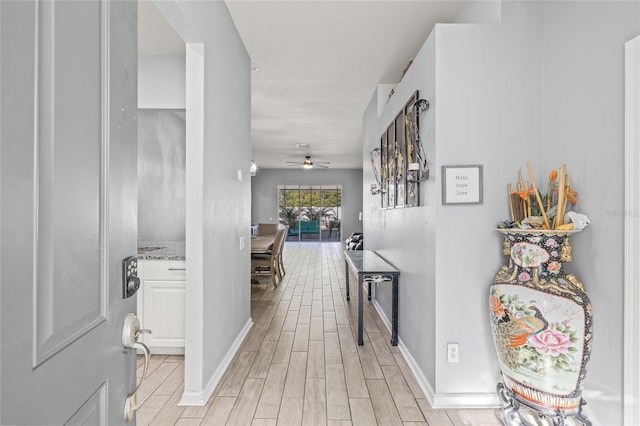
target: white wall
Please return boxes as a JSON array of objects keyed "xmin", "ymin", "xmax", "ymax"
[
  {"xmin": 362, "ymin": 34, "xmax": 439, "ymax": 388},
  {"xmin": 541, "ymin": 2, "xmax": 640, "ymax": 423},
  {"xmin": 363, "ymin": 2, "xmax": 543, "ymax": 407},
  {"xmin": 363, "ymin": 1, "xmax": 640, "ymax": 422},
  {"xmin": 251, "ymin": 168, "xmax": 363, "ymax": 240},
  {"xmin": 153, "ymin": 0, "xmax": 252, "ymax": 404},
  {"xmin": 137, "ymin": 110, "xmax": 186, "ymax": 241},
  {"xmin": 138, "ymin": 55, "xmax": 185, "ymax": 109},
  {"xmin": 433, "ymin": 2, "xmax": 544, "ymax": 399},
  {"xmin": 453, "ymin": 0, "xmax": 501, "ymax": 24},
  {"xmin": 137, "ymin": 55, "xmax": 186, "ymax": 242}
]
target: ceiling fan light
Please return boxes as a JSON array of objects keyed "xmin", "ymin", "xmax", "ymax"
[{"xmin": 302, "ymin": 156, "xmax": 314, "ymax": 169}]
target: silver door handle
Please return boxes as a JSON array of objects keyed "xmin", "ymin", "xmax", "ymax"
[{"xmin": 122, "ymin": 313, "xmax": 152, "ymax": 422}]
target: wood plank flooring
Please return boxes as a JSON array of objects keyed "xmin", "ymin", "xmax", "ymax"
[{"xmin": 137, "ymin": 242, "xmax": 502, "ymax": 425}]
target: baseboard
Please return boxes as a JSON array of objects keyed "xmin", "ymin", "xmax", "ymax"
[
  {"xmin": 149, "ymin": 346, "xmax": 185, "ymax": 355},
  {"xmin": 370, "ymin": 299, "xmax": 435, "ymax": 402},
  {"xmin": 431, "ymin": 392, "xmax": 500, "ymax": 408},
  {"xmin": 179, "ymin": 318, "xmax": 253, "ymax": 406},
  {"xmin": 371, "ymin": 299, "xmax": 500, "ymax": 409}
]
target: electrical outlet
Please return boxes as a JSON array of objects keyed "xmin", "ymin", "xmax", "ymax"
[{"xmin": 447, "ymin": 343, "xmax": 460, "ymax": 363}]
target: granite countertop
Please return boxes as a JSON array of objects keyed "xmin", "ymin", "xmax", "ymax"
[{"xmin": 137, "ymin": 240, "xmax": 185, "ymax": 260}]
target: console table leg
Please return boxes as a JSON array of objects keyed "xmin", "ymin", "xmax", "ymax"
[
  {"xmin": 345, "ymin": 259, "xmax": 350, "ymax": 301},
  {"xmin": 358, "ymin": 274, "xmax": 364, "ymax": 345},
  {"xmin": 391, "ymin": 275, "xmax": 399, "ymax": 346}
]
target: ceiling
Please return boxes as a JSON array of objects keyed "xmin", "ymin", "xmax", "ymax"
[{"xmin": 139, "ymin": 1, "xmax": 469, "ymax": 169}]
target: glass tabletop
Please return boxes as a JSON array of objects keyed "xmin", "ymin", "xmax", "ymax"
[{"xmin": 344, "ymin": 250, "xmax": 399, "ymax": 274}]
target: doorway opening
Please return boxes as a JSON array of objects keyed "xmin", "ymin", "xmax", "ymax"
[{"xmin": 278, "ymin": 185, "xmax": 342, "ymax": 242}]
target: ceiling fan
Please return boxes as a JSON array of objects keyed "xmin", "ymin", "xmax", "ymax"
[{"xmin": 286, "ymin": 155, "xmax": 330, "ymax": 169}]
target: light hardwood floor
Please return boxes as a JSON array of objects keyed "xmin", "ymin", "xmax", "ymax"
[{"xmin": 136, "ymin": 242, "xmax": 502, "ymax": 425}]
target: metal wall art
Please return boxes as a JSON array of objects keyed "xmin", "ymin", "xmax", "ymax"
[
  {"xmin": 379, "ymin": 91, "xmax": 429, "ymax": 208},
  {"xmin": 369, "ymin": 148, "xmax": 382, "ymax": 195}
]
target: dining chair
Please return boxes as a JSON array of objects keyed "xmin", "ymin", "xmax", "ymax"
[
  {"xmin": 276, "ymin": 225, "xmax": 289, "ymax": 280},
  {"xmin": 257, "ymin": 223, "xmax": 279, "ymax": 235},
  {"xmin": 251, "ymin": 225, "xmax": 286, "ymax": 288}
]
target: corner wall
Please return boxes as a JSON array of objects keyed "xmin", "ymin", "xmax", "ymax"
[{"xmin": 153, "ymin": 0, "xmax": 252, "ymax": 403}]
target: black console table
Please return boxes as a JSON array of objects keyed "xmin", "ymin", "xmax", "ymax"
[{"xmin": 344, "ymin": 250, "xmax": 400, "ymax": 346}]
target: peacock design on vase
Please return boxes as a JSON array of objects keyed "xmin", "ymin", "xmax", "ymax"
[{"xmin": 490, "ymin": 229, "xmax": 593, "ymax": 425}]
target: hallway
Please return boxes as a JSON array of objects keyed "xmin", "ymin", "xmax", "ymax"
[{"xmin": 136, "ymin": 242, "xmax": 501, "ymax": 425}]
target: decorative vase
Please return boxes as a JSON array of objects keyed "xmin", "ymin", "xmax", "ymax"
[{"xmin": 489, "ymin": 229, "xmax": 593, "ymax": 424}]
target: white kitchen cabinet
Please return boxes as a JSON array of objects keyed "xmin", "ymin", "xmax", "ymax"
[{"xmin": 137, "ymin": 259, "xmax": 185, "ymax": 354}]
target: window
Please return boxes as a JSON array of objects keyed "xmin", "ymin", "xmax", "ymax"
[{"xmin": 278, "ymin": 185, "xmax": 342, "ymax": 242}]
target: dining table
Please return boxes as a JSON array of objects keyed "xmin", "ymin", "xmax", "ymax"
[{"xmin": 251, "ymin": 234, "xmax": 275, "ymax": 254}]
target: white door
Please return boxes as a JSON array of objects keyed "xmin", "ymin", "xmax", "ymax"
[{"xmin": 0, "ymin": 0, "xmax": 138, "ymax": 424}]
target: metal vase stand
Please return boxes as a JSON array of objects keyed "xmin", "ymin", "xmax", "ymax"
[{"xmin": 497, "ymin": 383, "xmax": 592, "ymax": 426}]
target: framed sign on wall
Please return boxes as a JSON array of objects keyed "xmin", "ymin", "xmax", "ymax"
[{"xmin": 441, "ymin": 165, "xmax": 483, "ymax": 205}]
